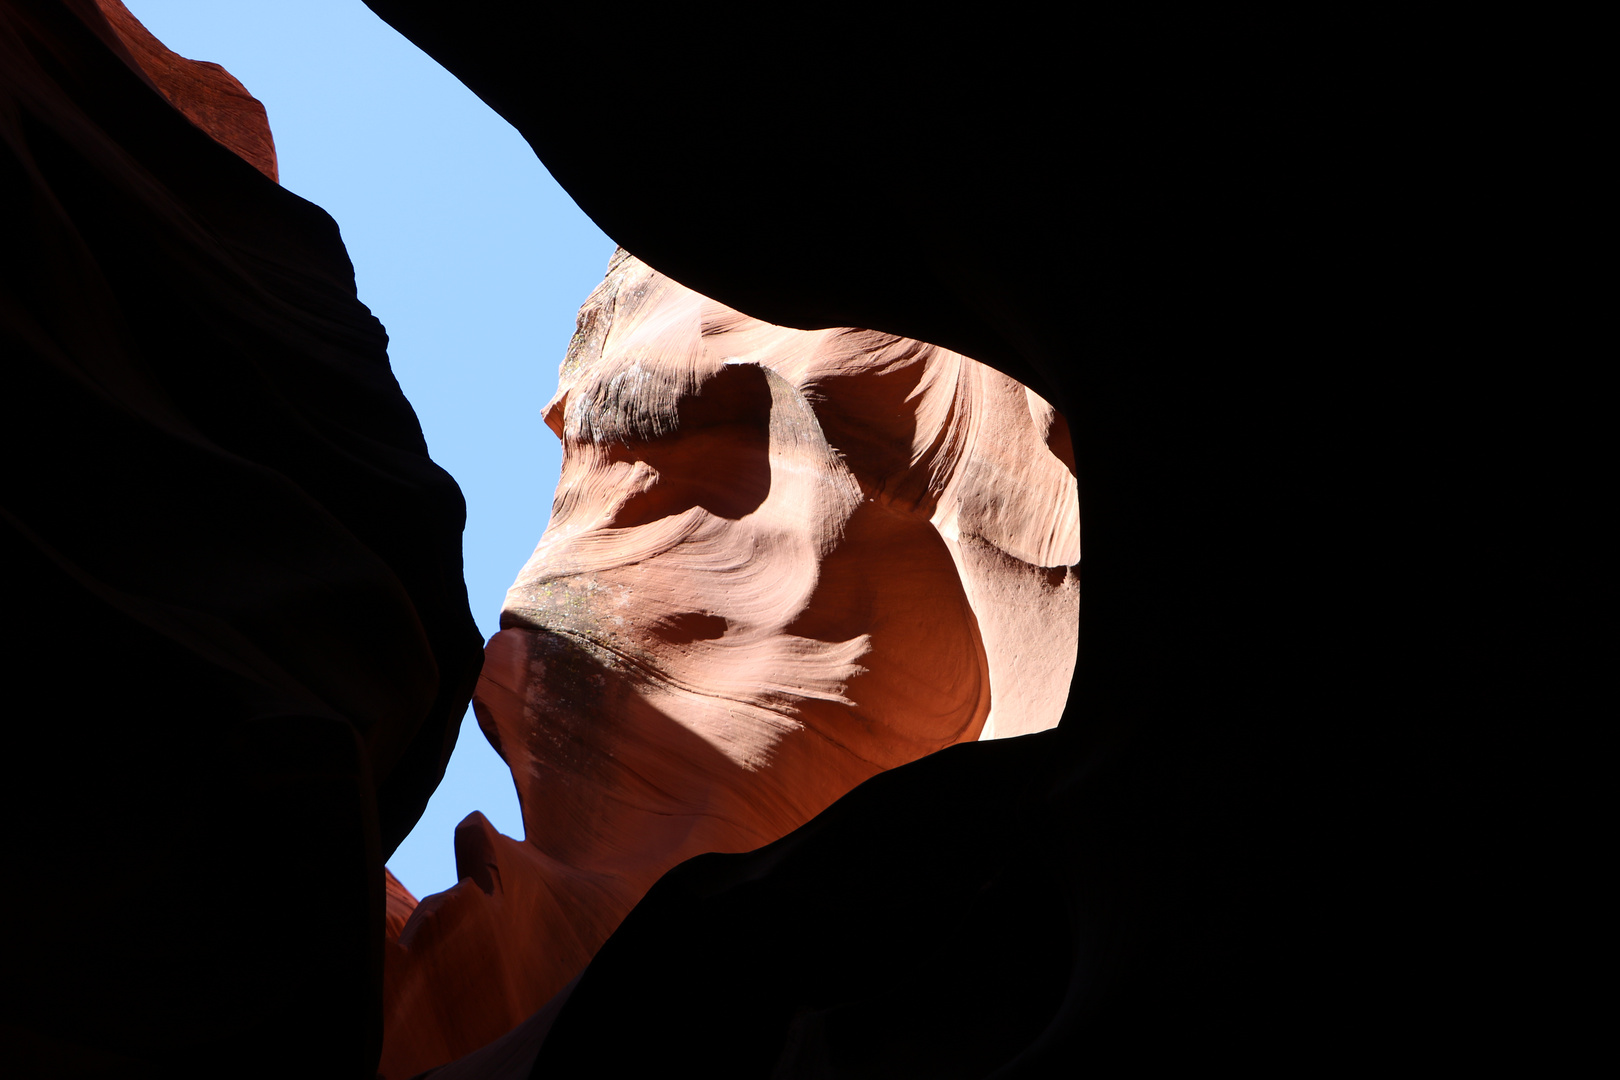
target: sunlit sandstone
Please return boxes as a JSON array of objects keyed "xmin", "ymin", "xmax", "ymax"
[{"xmin": 380, "ymin": 250, "xmax": 1079, "ymax": 1077}]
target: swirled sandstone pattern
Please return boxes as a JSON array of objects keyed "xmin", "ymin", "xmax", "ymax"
[{"xmin": 379, "ymin": 251, "xmax": 1078, "ymax": 1077}]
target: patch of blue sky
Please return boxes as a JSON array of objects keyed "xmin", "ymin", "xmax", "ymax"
[{"xmin": 124, "ymin": 1, "xmax": 614, "ymax": 899}]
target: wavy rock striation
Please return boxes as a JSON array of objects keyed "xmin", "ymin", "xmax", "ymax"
[{"xmin": 378, "ymin": 251, "xmax": 1078, "ymax": 1077}]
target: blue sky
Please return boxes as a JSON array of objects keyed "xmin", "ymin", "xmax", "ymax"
[{"xmin": 123, "ymin": 1, "xmax": 615, "ymax": 899}]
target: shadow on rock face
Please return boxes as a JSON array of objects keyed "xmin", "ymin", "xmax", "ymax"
[
  {"xmin": 378, "ymin": 251, "xmax": 1079, "ymax": 1079},
  {"xmin": 595, "ymin": 360, "xmax": 775, "ymax": 528}
]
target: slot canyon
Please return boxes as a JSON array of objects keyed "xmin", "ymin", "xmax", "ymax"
[{"xmin": 2, "ymin": 0, "xmax": 1552, "ymax": 1076}]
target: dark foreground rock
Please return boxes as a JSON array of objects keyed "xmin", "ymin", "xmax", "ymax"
[
  {"xmin": 1, "ymin": 2, "xmax": 481, "ymax": 1074},
  {"xmin": 2, "ymin": 1, "xmax": 1565, "ymax": 1075}
]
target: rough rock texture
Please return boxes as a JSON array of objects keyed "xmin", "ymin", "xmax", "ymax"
[
  {"xmin": 1, "ymin": 3, "xmax": 481, "ymax": 1074},
  {"xmin": 377, "ymin": 251, "xmax": 1078, "ymax": 1078}
]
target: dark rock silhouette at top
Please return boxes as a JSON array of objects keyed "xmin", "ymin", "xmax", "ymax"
[{"xmin": 357, "ymin": 5, "xmax": 1559, "ymax": 1077}]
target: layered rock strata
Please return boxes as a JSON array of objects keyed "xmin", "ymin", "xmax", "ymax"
[{"xmin": 379, "ymin": 251, "xmax": 1078, "ymax": 1077}]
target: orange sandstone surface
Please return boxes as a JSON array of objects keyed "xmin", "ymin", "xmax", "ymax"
[
  {"xmin": 89, "ymin": 0, "xmax": 279, "ymax": 181},
  {"xmin": 380, "ymin": 251, "xmax": 1079, "ymax": 1077}
]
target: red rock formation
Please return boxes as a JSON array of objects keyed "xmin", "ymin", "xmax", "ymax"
[
  {"xmin": 384, "ymin": 869, "xmax": 418, "ymax": 944},
  {"xmin": 379, "ymin": 251, "xmax": 1078, "ymax": 1077},
  {"xmin": 88, "ymin": 0, "xmax": 278, "ymax": 181}
]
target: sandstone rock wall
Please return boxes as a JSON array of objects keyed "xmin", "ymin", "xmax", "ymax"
[
  {"xmin": 90, "ymin": 0, "xmax": 279, "ymax": 181},
  {"xmin": 379, "ymin": 252, "xmax": 1078, "ymax": 1077}
]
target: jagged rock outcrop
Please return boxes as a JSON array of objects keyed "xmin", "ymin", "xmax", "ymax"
[
  {"xmin": 1, "ymin": 3, "xmax": 481, "ymax": 1074},
  {"xmin": 378, "ymin": 251, "xmax": 1078, "ymax": 1077}
]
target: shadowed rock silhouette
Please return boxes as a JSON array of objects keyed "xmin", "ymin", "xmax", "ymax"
[
  {"xmin": 356, "ymin": 4, "xmax": 1554, "ymax": 1076},
  {"xmin": 2, "ymin": 2, "xmax": 480, "ymax": 1073}
]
